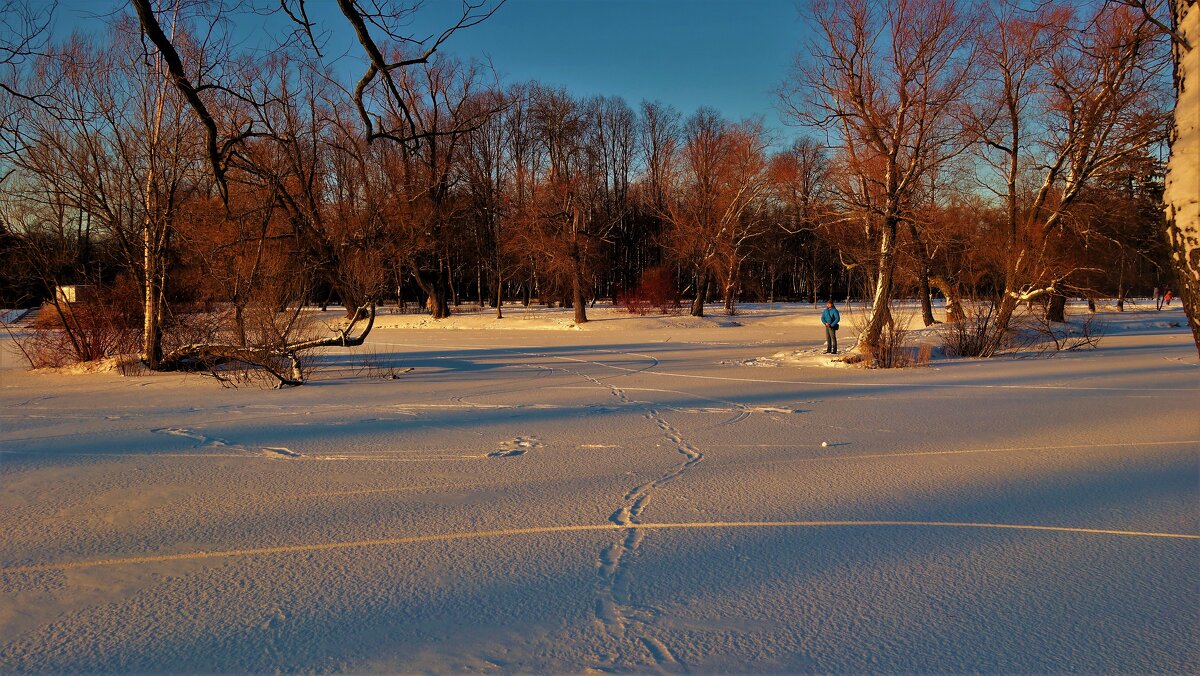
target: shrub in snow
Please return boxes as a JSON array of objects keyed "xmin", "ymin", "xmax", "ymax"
[
  {"xmin": 939, "ymin": 302, "xmax": 999, "ymax": 357},
  {"xmin": 618, "ymin": 266, "xmax": 680, "ymax": 316},
  {"xmin": 14, "ymin": 281, "xmax": 142, "ymax": 368},
  {"xmin": 856, "ymin": 308, "xmax": 929, "ymax": 368}
]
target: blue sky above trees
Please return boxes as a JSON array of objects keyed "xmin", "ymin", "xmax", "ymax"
[{"xmin": 52, "ymin": 0, "xmax": 809, "ymax": 143}]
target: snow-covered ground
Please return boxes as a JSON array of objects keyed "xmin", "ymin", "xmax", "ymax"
[{"xmin": 1, "ymin": 303, "xmax": 1197, "ymax": 672}]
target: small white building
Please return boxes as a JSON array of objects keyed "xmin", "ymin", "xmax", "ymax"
[{"xmin": 55, "ymin": 285, "xmax": 93, "ymax": 304}]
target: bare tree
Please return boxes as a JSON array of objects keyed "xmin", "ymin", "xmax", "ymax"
[
  {"xmin": 638, "ymin": 101, "xmax": 681, "ymax": 214},
  {"xmin": 972, "ymin": 0, "xmax": 1170, "ymax": 354},
  {"xmin": 782, "ymin": 0, "xmax": 977, "ymax": 353},
  {"xmin": 587, "ymin": 95, "xmax": 637, "ymax": 301},
  {"xmin": 769, "ymin": 137, "xmax": 832, "ymax": 304},
  {"xmin": 462, "ymin": 85, "xmax": 523, "ymax": 317},
  {"xmin": 381, "ymin": 57, "xmax": 497, "ymax": 318},
  {"xmin": 0, "ymin": 0, "xmax": 57, "ymax": 133},
  {"xmin": 6, "ymin": 23, "xmax": 206, "ymax": 368},
  {"xmin": 114, "ymin": 0, "xmax": 504, "ymax": 379},
  {"xmin": 524, "ymin": 86, "xmax": 599, "ymax": 323},
  {"xmin": 662, "ymin": 109, "xmax": 771, "ymax": 316}
]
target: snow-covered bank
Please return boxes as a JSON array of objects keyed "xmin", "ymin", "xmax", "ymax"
[{"xmin": 0, "ymin": 304, "xmax": 1196, "ymax": 672}]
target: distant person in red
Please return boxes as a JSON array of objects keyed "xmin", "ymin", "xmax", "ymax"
[{"xmin": 1164, "ymin": 290, "xmax": 1173, "ymax": 306}]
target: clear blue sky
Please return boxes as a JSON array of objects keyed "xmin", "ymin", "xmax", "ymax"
[
  {"xmin": 53, "ymin": 0, "xmax": 812, "ymax": 142},
  {"xmin": 424, "ymin": 0, "xmax": 809, "ymax": 136}
]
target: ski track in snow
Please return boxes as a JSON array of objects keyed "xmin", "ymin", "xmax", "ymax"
[{"xmin": 3, "ymin": 521, "xmax": 1193, "ymax": 576}]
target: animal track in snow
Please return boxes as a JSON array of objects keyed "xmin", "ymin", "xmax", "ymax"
[
  {"xmin": 487, "ymin": 449, "xmax": 525, "ymax": 458},
  {"xmin": 488, "ymin": 436, "xmax": 542, "ymax": 458},
  {"xmin": 151, "ymin": 427, "xmax": 210, "ymax": 443},
  {"xmin": 151, "ymin": 427, "xmax": 301, "ymax": 459},
  {"xmin": 261, "ymin": 447, "xmax": 301, "ymax": 458},
  {"xmin": 719, "ymin": 357, "xmax": 780, "ymax": 367}
]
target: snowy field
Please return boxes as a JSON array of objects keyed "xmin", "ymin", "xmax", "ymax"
[{"xmin": 1, "ymin": 303, "xmax": 1197, "ymax": 672}]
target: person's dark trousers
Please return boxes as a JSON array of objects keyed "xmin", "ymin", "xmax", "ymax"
[{"xmin": 825, "ymin": 325, "xmax": 837, "ymax": 353}]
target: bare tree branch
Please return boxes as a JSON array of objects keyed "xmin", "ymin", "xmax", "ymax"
[{"xmin": 130, "ymin": 0, "xmax": 231, "ymax": 203}]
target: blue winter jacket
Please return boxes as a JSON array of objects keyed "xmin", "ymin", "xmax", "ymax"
[{"xmin": 821, "ymin": 307, "xmax": 840, "ymax": 327}]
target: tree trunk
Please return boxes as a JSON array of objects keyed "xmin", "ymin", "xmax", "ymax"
[
  {"xmin": 142, "ymin": 227, "xmax": 163, "ymax": 368},
  {"xmin": 1046, "ymin": 293, "xmax": 1067, "ymax": 323},
  {"xmin": 930, "ymin": 275, "xmax": 964, "ymax": 323},
  {"xmin": 1116, "ymin": 253, "xmax": 1126, "ymax": 311},
  {"xmin": 809, "ymin": 251, "xmax": 819, "ymax": 304},
  {"xmin": 857, "ymin": 219, "xmax": 899, "ymax": 353},
  {"xmin": 570, "ymin": 240, "xmax": 588, "ymax": 324},
  {"xmin": 1164, "ymin": 0, "xmax": 1200, "ymax": 357},
  {"xmin": 691, "ymin": 272, "xmax": 708, "ymax": 317},
  {"xmin": 494, "ymin": 272, "xmax": 503, "ymax": 319},
  {"xmin": 338, "ymin": 290, "xmax": 363, "ymax": 319},
  {"xmin": 412, "ymin": 270, "xmax": 450, "ymax": 319},
  {"xmin": 723, "ymin": 257, "xmax": 738, "ymax": 315},
  {"xmin": 918, "ymin": 264, "xmax": 936, "ymax": 327},
  {"xmin": 476, "ymin": 263, "xmax": 483, "ymax": 308},
  {"xmin": 490, "ymin": 260, "xmax": 501, "ymax": 308},
  {"xmin": 984, "ymin": 294, "xmax": 1019, "ymax": 357},
  {"xmin": 234, "ymin": 304, "xmax": 246, "ymax": 346},
  {"xmin": 572, "ymin": 270, "xmax": 587, "ymax": 324},
  {"xmin": 429, "ymin": 287, "xmax": 450, "ymax": 319},
  {"xmin": 908, "ymin": 222, "xmax": 937, "ymax": 326}
]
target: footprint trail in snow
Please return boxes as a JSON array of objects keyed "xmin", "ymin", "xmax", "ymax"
[
  {"xmin": 577, "ymin": 375, "xmax": 704, "ymax": 669},
  {"xmin": 151, "ymin": 427, "xmax": 301, "ymax": 459}
]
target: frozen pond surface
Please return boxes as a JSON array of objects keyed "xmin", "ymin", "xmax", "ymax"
[{"xmin": 1, "ymin": 304, "xmax": 1197, "ymax": 672}]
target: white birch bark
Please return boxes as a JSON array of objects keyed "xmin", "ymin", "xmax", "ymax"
[{"xmin": 1165, "ymin": 0, "xmax": 1199, "ymax": 356}]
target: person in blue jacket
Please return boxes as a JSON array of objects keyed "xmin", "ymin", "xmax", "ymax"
[{"xmin": 821, "ymin": 301, "xmax": 840, "ymax": 354}]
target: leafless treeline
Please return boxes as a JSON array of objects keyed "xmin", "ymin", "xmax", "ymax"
[{"xmin": 0, "ymin": 0, "xmax": 1186, "ymax": 374}]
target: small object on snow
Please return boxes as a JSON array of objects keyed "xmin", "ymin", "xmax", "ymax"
[{"xmin": 821, "ymin": 441, "xmax": 829, "ymax": 447}]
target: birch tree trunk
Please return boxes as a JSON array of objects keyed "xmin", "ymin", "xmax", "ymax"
[
  {"xmin": 1165, "ymin": 0, "xmax": 1200, "ymax": 356},
  {"xmin": 859, "ymin": 218, "xmax": 899, "ymax": 351},
  {"xmin": 140, "ymin": 9, "xmax": 174, "ymax": 370}
]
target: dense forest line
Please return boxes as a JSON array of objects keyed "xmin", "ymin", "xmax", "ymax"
[{"xmin": 0, "ymin": 0, "xmax": 1194, "ymax": 379}]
